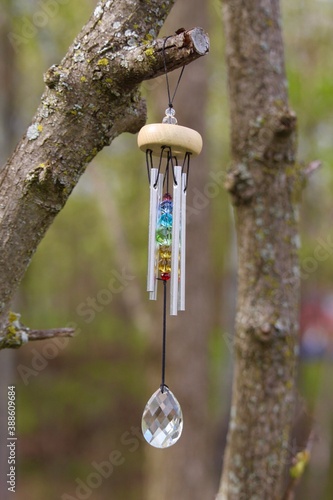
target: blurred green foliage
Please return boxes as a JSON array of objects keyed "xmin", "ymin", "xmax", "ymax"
[{"xmin": 2, "ymin": 0, "xmax": 333, "ymax": 498}]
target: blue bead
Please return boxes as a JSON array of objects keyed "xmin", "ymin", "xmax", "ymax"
[
  {"xmin": 158, "ymin": 213, "xmax": 173, "ymax": 227},
  {"xmin": 160, "ymin": 200, "xmax": 173, "ymax": 214}
]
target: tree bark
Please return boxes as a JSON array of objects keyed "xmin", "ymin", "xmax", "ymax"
[
  {"xmin": 0, "ymin": 0, "xmax": 209, "ymax": 334},
  {"xmin": 0, "ymin": 2, "xmax": 16, "ymax": 497},
  {"xmin": 218, "ymin": 1, "xmax": 300, "ymax": 498}
]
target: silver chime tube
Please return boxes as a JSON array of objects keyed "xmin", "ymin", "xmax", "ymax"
[
  {"xmin": 147, "ymin": 168, "xmax": 159, "ymax": 294},
  {"xmin": 179, "ymin": 172, "xmax": 187, "ymax": 311},
  {"xmin": 170, "ymin": 166, "xmax": 182, "ymax": 315},
  {"xmin": 149, "ymin": 173, "xmax": 164, "ymax": 301}
]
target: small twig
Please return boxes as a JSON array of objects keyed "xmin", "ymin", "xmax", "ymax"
[
  {"xmin": 26, "ymin": 328, "xmax": 75, "ymax": 341},
  {"xmin": 304, "ymin": 160, "xmax": 322, "ymax": 177},
  {"xmin": 282, "ymin": 429, "xmax": 316, "ymax": 500},
  {"xmin": 0, "ymin": 312, "xmax": 75, "ymax": 350}
]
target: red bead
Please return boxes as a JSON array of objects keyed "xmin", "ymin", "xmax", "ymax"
[
  {"xmin": 163, "ymin": 193, "xmax": 172, "ymax": 201},
  {"xmin": 161, "ymin": 272, "xmax": 170, "ymax": 281}
]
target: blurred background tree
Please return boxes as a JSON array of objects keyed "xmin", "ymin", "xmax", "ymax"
[
  {"xmin": 0, "ymin": 1, "xmax": 17, "ymax": 497},
  {"xmin": 0, "ymin": 0, "xmax": 332, "ymax": 498}
]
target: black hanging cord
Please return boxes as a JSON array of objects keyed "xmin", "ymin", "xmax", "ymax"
[
  {"xmin": 162, "ymin": 35, "xmax": 186, "ymax": 109},
  {"xmin": 167, "ymin": 148, "xmax": 178, "ymax": 186},
  {"xmin": 182, "ymin": 152, "xmax": 191, "ymax": 192},
  {"xmin": 151, "ymin": 34, "xmax": 188, "ymax": 395},
  {"xmin": 145, "ymin": 149, "xmax": 153, "ymax": 184},
  {"xmin": 161, "ymin": 279, "xmax": 167, "ymax": 392},
  {"xmin": 153, "ymin": 146, "xmax": 167, "ymax": 188}
]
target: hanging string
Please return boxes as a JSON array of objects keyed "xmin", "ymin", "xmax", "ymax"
[
  {"xmin": 182, "ymin": 151, "xmax": 191, "ymax": 192},
  {"xmin": 153, "ymin": 145, "xmax": 167, "ymax": 188},
  {"xmin": 162, "ymin": 35, "xmax": 186, "ymax": 109},
  {"xmin": 152, "ymin": 33, "xmax": 187, "ymax": 393},
  {"xmin": 145, "ymin": 149, "xmax": 153, "ymax": 184},
  {"xmin": 161, "ymin": 279, "xmax": 167, "ymax": 392}
]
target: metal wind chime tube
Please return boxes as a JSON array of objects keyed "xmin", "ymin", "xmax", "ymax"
[
  {"xmin": 150, "ymin": 172, "xmax": 164, "ymax": 301},
  {"xmin": 147, "ymin": 168, "xmax": 164, "ymax": 301},
  {"xmin": 179, "ymin": 171, "xmax": 187, "ymax": 311},
  {"xmin": 170, "ymin": 165, "xmax": 182, "ymax": 316},
  {"xmin": 147, "ymin": 167, "xmax": 159, "ymax": 294},
  {"xmin": 137, "ymin": 38, "xmax": 203, "ymax": 449}
]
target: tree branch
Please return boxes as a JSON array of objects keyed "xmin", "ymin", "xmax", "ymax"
[
  {"xmin": 304, "ymin": 160, "xmax": 321, "ymax": 177},
  {"xmin": 0, "ymin": 0, "xmax": 209, "ymax": 332},
  {"xmin": 0, "ymin": 312, "xmax": 75, "ymax": 350},
  {"xmin": 282, "ymin": 429, "xmax": 315, "ymax": 500}
]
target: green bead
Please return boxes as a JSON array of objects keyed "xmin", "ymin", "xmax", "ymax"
[{"xmin": 156, "ymin": 228, "xmax": 172, "ymax": 245}]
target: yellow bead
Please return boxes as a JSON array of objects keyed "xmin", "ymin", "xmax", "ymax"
[
  {"xmin": 159, "ymin": 245, "xmax": 171, "ymax": 259},
  {"xmin": 158, "ymin": 259, "xmax": 171, "ymax": 273}
]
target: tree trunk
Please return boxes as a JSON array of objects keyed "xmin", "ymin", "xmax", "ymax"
[
  {"xmin": 0, "ymin": 2, "xmax": 16, "ymax": 496},
  {"xmin": 0, "ymin": 0, "xmax": 209, "ymax": 337},
  {"xmin": 218, "ymin": 1, "xmax": 300, "ymax": 498}
]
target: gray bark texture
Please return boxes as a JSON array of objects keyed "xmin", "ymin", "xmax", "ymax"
[
  {"xmin": 0, "ymin": 2, "xmax": 16, "ymax": 497},
  {"xmin": 0, "ymin": 0, "xmax": 209, "ymax": 339},
  {"xmin": 217, "ymin": 0, "xmax": 300, "ymax": 498}
]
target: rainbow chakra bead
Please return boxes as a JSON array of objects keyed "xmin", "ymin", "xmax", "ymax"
[
  {"xmin": 159, "ymin": 245, "xmax": 172, "ymax": 259},
  {"xmin": 158, "ymin": 259, "xmax": 171, "ymax": 273},
  {"xmin": 156, "ymin": 194, "xmax": 173, "ymax": 272},
  {"xmin": 158, "ymin": 244, "xmax": 172, "ymax": 276},
  {"xmin": 156, "ymin": 227, "xmax": 172, "ymax": 246}
]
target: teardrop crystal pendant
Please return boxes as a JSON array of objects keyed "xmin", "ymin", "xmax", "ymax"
[{"xmin": 141, "ymin": 386, "xmax": 183, "ymax": 448}]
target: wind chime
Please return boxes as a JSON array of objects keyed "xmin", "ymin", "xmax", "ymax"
[{"xmin": 138, "ymin": 38, "xmax": 202, "ymax": 448}]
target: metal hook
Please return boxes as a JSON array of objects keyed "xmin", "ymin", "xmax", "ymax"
[
  {"xmin": 182, "ymin": 152, "xmax": 191, "ymax": 192},
  {"xmin": 146, "ymin": 149, "xmax": 153, "ymax": 185},
  {"xmin": 153, "ymin": 146, "xmax": 167, "ymax": 188},
  {"xmin": 167, "ymin": 148, "xmax": 177, "ymax": 186}
]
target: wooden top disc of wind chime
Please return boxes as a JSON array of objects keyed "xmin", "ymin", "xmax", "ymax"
[{"xmin": 138, "ymin": 122, "xmax": 203, "ymax": 157}]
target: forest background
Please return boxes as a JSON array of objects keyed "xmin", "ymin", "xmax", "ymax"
[{"xmin": 1, "ymin": 0, "xmax": 333, "ymax": 499}]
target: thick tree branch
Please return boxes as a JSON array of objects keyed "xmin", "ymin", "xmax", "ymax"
[{"xmin": 0, "ymin": 0, "xmax": 209, "ymax": 332}]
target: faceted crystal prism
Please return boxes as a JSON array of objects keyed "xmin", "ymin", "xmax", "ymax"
[
  {"xmin": 162, "ymin": 107, "xmax": 177, "ymax": 125},
  {"xmin": 141, "ymin": 386, "xmax": 183, "ymax": 448}
]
